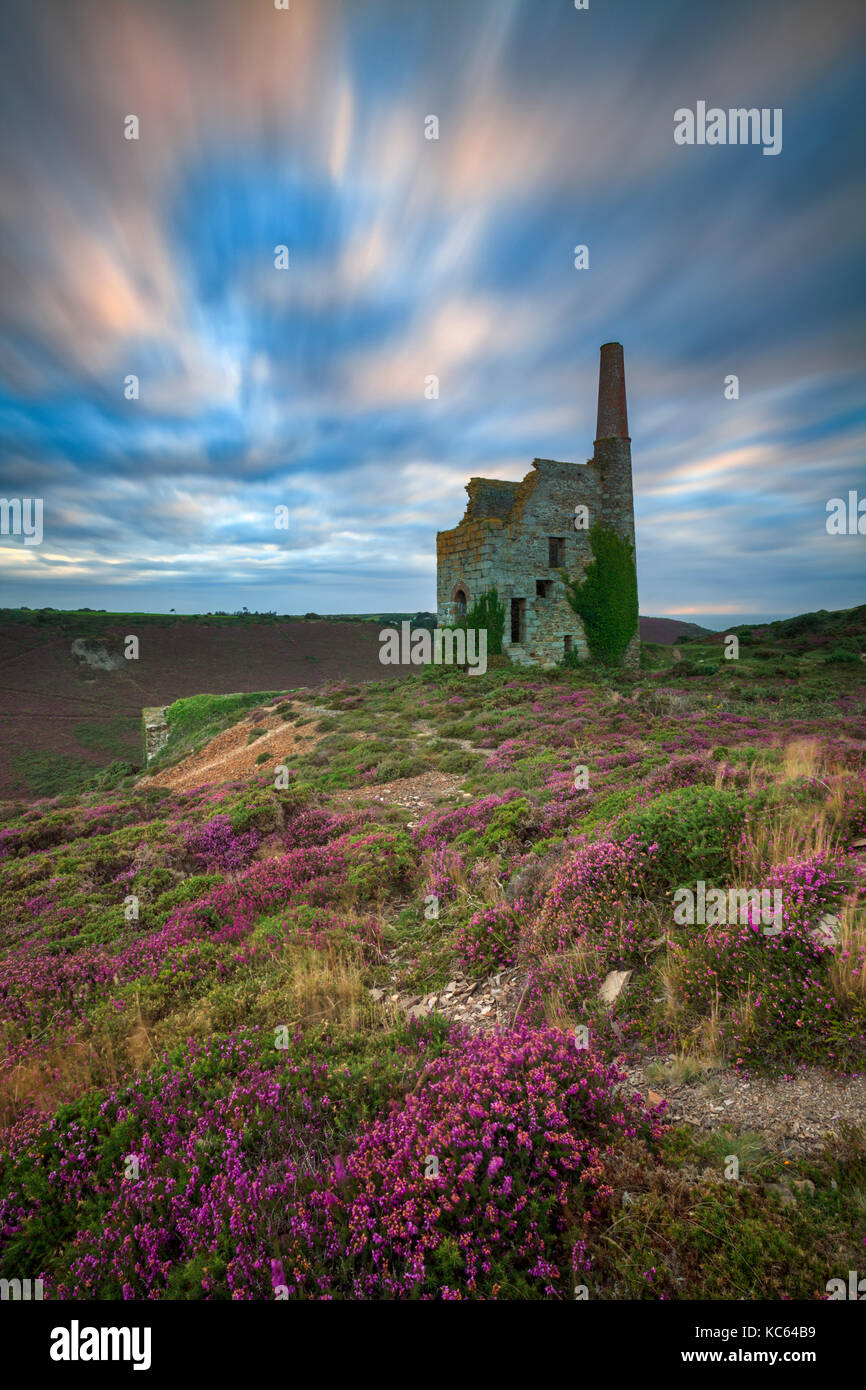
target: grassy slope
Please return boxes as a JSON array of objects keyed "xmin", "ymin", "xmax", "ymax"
[
  {"xmin": 0, "ymin": 611, "xmax": 413, "ymax": 799},
  {"xmin": 0, "ymin": 606, "xmax": 864, "ymax": 1299}
]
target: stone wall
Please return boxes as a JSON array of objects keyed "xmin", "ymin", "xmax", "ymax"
[
  {"xmin": 437, "ymin": 517, "xmax": 503, "ymax": 626},
  {"xmin": 464, "ymin": 478, "xmax": 520, "ymax": 523},
  {"xmin": 593, "ymin": 436, "xmax": 636, "ymax": 549},
  {"xmin": 142, "ymin": 707, "xmax": 170, "ymax": 764},
  {"xmin": 438, "ymin": 458, "xmax": 605, "ymax": 666}
]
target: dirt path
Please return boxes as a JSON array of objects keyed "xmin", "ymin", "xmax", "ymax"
[
  {"xmin": 373, "ymin": 962, "xmax": 866, "ymax": 1155},
  {"xmin": 144, "ymin": 703, "xmax": 322, "ymax": 791},
  {"xmin": 333, "ymin": 769, "xmax": 471, "ymax": 813},
  {"xmin": 625, "ymin": 1062, "xmax": 866, "ymax": 1156}
]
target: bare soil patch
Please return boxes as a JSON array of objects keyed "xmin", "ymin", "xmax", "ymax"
[
  {"xmin": 144, "ymin": 709, "xmax": 321, "ymax": 791},
  {"xmin": 333, "ymin": 770, "xmax": 470, "ymax": 814}
]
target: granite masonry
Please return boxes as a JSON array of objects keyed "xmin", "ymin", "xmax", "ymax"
[
  {"xmin": 436, "ymin": 343, "xmax": 639, "ymax": 668},
  {"xmin": 142, "ymin": 706, "xmax": 170, "ymax": 764}
]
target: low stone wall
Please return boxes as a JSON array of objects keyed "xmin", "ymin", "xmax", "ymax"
[{"xmin": 142, "ymin": 707, "xmax": 170, "ymax": 765}]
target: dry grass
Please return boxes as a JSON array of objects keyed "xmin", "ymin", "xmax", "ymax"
[
  {"xmin": 658, "ymin": 957, "xmax": 726, "ymax": 1067},
  {"xmin": 659, "ymin": 947, "xmax": 687, "ymax": 1024},
  {"xmin": 537, "ymin": 945, "xmax": 600, "ymax": 1030},
  {"xmin": 699, "ymin": 986, "xmax": 726, "ymax": 1061},
  {"xmin": 0, "ymin": 1040, "xmax": 105, "ymax": 1127},
  {"xmin": 644, "ymin": 1050, "xmax": 717, "ymax": 1086},
  {"xmin": 176, "ymin": 943, "xmax": 371, "ymax": 1043},
  {"xmin": 828, "ymin": 900, "xmax": 866, "ymax": 1005},
  {"xmin": 460, "ymin": 857, "xmax": 506, "ymax": 914},
  {"xmin": 276, "ymin": 944, "xmax": 368, "ymax": 1029},
  {"xmin": 733, "ymin": 740, "xmax": 847, "ymax": 879},
  {"xmin": 781, "ymin": 738, "xmax": 824, "ymax": 783},
  {"xmin": 0, "ymin": 941, "xmax": 373, "ymax": 1126},
  {"xmin": 712, "ymin": 739, "xmax": 853, "ymax": 880}
]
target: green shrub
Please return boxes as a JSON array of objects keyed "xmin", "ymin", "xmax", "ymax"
[
  {"xmin": 372, "ymin": 753, "xmax": 431, "ymax": 782},
  {"xmin": 229, "ymin": 789, "xmax": 281, "ymax": 834},
  {"xmin": 824, "ymin": 647, "xmax": 861, "ymax": 665},
  {"xmin": 132, "ymin": 865, "xmax": 178, "ymax": 900},
  {"xmin": 582, "ymin": 787, "xmax": 634, "ymax": 829},
  {"xmin": 613, "ymin": 785, "xmax": 755, "ymax": 889},
  {"xmin": 452, "ymin": 588, "xmax": 506, "ymax": 656},
  {"xmin": 560, "ymin": 527, "xmax": 638, "ymax": 667},
  {"xmin": 343, "ymin": 829, "xmax": 417, "ymax": 903},
  {"xmin": 92, "ymin": 759, "xmax": 139, "ymax": 787},
  {"xmin": 455, "ymin": 797, "xmax": 531, "ymax": 857},
  {"xmin": 154, "ymin": 875, "xmax": 224, "ymax": 921},
  {"xmin": 438, "ymin": 749, "xmax": 482, "ymax": 774}
]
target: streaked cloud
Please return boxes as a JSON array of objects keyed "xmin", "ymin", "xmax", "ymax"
[{"xmin": 0, "ymin": 0, "xmax": 864, "ymax": 619}]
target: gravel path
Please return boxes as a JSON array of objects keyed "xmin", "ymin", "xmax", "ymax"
[
  {"xmin": 625, "ymin": 1062, "xmax": 866, "ymax": 1155},
  {"xmin": 376, "ymin": 965, "xmax": 866, "ymax": 1155}
]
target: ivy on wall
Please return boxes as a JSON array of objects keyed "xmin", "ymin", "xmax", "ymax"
[
  {"xmin": 560, "ymin": 526, "xmax": 638, "ymax": 666},
  {"xmin": 457, "ymin": 588, "xmax": 506, "ymax": 655}
]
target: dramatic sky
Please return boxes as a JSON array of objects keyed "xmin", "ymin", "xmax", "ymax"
[{"xmin": 0, "ymin": 0, "xmax": 864, "ymax": 623}]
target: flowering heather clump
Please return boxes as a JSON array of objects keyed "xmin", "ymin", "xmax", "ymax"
[
  {"xmin": 277, "ymin": 1024, "xmax": 662, "ymax": 1299},
  {"xmin": 760, "ymin": 850, "xmax": 846, "ymax": 933},
  {"xmin": 534, "ymin": 783, "xmax": 594, "ymax": 837},
  {"xmin": 454, "ymin": 898, "xmax": 528, "ymax": 970},
  {"xmin": 664, "ymin": 850, "xmax": 861, "ymax": 1069},
  {"xmin": 0, "ymin": 1029, "xmax": 375, "ymax": 1299},
  {"xmin": 410, "ymin": 791, "xmax": 524, "ymax": 851},
  {"xmin": 266, "ymin": 904, "xmax": 383, "ymax": 955},
  {"xmin": 424, "ymin": 845, "xmax": 465, "ymax": 905},
  {"xmin": 282, "ymin": 807, "xmax": 367, "ymax": 849},
  {"xmin": 837, "ymin": 771, "xmax": 866, "ymax": 842},
  {"xmin": 0, "ymin": 827, "xmax": 21, "ymax": 860},
  {"xmin": 538, "ymin": 835, "xmax": 655, "ymax": 952},
  {"xmin": 182, "ymin": 814, "xmax": 261, "ymax": 872},
  {"xmin": 665, "ymin": 914, "xmax": 866, "ymax": 1070},
  {"xmin": 643, "ymin": 753, "xmax": 715, "ymax": 795}
]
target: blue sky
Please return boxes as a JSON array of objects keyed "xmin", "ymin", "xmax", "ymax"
[{"xmin": 0, "ymin": 0, "xmax": 864, "ymax": 624}]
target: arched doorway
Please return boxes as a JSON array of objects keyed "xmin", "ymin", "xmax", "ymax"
[{"xmin": 452, "ymin": 585, "xmax": 468, "ymax": 620}]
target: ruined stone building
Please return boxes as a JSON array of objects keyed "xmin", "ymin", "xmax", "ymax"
[{"xmin": 436, "ymin": 342, "xmax": 638, "ymax": 667}]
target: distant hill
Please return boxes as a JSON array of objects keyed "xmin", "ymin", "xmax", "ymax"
[
  {"xmin": 0, "ymin": 613, "xmax": 408, "ymax": 799},
  {"xmin": 639, "ymin": 616, "xmax": 714, "ymax": 645},
  {"xmin": 640, "ymin": 602, "xmax": 866, "ymax": 675},
  {"xmin": 0, "ymin": 604, "xmax": 862, "ymax": 798},
  {"xmin": 725, "ymin": 604, "xmax": 866, "ymax": 649}
]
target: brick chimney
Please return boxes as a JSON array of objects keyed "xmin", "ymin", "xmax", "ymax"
[
  {"xmin": 592, "ymin": 340, "xmax": 635, "ymax": 549},
  {"xmin": 591, "ymin": 340, "xmax": 639, "ymax": 669},
  {"xmin": 595, "ymin": 341, "xmax": 629, "ymax": 441}
]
